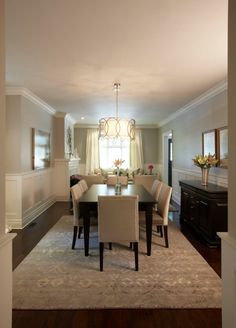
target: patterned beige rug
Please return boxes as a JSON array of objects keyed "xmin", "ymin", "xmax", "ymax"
[{"xmin": 13, "ymin": 215, "xmax": 222, "ymax": 309}]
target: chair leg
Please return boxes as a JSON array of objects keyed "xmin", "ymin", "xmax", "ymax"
[
  {"xmin": 109, "ymin": 242, "xmax": 112, "ymax": 250},
  {"xmin": 72, "ymin": 226, "xmax": 78, "ymax": 249},
  {"xmin": 133, "ymin": 242, "xmax": 139, "ymax": 271},
  {"xmin": 99, "ymin": 242, "xmax": 104, "ymax": 271},
  {"xmin": 163, "ymin": 226, "xmax": 169, "ymax": 248},
  {"xmin": 78, "ymin": 226, "xmax": 83, "ymax": 238},
  {"xmin": 156, "ymin": 225, "xmax": 163, "ymax": 236}
]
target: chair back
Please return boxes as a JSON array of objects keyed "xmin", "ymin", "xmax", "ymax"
[
  {"xmin": 134, "ymin": 175, "xmax": 157, "ymax": 194},
  {"xmin": 81, "ymin": 175, "xmax": 104, "ymax": 187},
  {"xmin": 98, "ymin": 195, "xmax": 139, "ymax": 243},
  {"xmin": 71, "ymin": 184, "xmax": 83, "ymax": 225},
  {"xmin": 79, "ymin": 179, "xmax": 88, "ymax": 192},
  {"xmin": 107, "ymin": 175, "xmax": 128, "ymax": 186},
  {"xmin": 157, "ymin": 183, "xmax": 172, "ymax": 225},
  {"xmin": 152, "ymin": 180, "xmax": 163, "ymax": 201}
]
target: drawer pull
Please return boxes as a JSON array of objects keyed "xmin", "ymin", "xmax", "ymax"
[
  {"xmin": 216, "ymin": 203, "xmax": 227, "ymax": 207},
  {"xmin": 183, "ymin": 192, "xmax": 188, "ymax": 196},
  {"xmin": 200, "ymin": 200, "xmax": 208, "ymax": 206}
]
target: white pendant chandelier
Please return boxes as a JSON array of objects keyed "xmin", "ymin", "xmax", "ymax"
[{"xmin": 98, "ymin": 83, "xmax": 136, "ymax": 140}]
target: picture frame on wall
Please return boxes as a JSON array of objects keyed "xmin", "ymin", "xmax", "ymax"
[
  {"xmin": 202, "ymin": 129, "xmax": 217, "ymax": 157},
  {"xmin": 217, "ymin": 126, "xmax": 228, "ymax": 168}
]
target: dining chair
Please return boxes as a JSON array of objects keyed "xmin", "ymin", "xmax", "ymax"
[
  {"xmin": 134, "ymin": 175, "xmax": 157, "ymax": 194},
  {"xmin": 106, "ymin": 175, "xmax": 128, "ymax": 186},
  {"xmin": 140, "ymin": 183, "xmax": 172, "ymax": 248},
  {"xmin": 80, "ymin": 175, "xmax": 105, "ymax": 187},
  {"xmin": 71, "ymin": 183, "xmax": 84, "ymax": 249},
  {"xmin": 151, "ymin": 179, "xmax": 163, "ymax": 212},
  {"xmin": 79, "ymin": 179, "xmax": 88, "ymax": 193},
  {"xmin": 98, "ymin": 195, "xmax": 139, "ymax": 271}
]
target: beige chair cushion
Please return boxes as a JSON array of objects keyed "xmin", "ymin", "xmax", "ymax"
[
  {"xmin": 140, "ymin": 183, "xmax": 172, "ymax": 226},
  {"xmin": 81, "ymin": 175, "xmax": 104, "ymax": 188},
  {"xmin": 71, "ymin": 184, "xmax": 83, "ymax": 226},
  {"xmin": 134, "ymin": 175, "xmax": 157, "ymax": 194},
  {"xmin": 98, "ymin": 195, "xmax": 139, "ymax": 243},
  {"xmin": 107, "ymin": 175, "xmax": 128, "ymax": 186},
  {"xmin": 79, "ymin": 179, "xmax": 88, "ymax": 192}
]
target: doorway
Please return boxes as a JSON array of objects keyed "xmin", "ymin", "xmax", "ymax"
[{"xmin": 162, "ymin": 130, "xmax": 173, "ymax": 186}]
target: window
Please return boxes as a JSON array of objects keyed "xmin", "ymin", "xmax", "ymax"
[{"xmin": 99, "ymin": 138, "xmax": 130, "ymax": 168}]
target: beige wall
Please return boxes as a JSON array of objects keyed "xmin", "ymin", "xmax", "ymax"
[
  {"xmin": 156, "ymin": 89, "xmax": 228, "ymax": 180},
  {"xmin": 6, "ymin": 95, "xmax": 54, "ymax": 173},
  {"xmin": 142, "ymin": 128, "xmax": 158, "ymax": 163},
  {"xmin": 228, "ymin": 0, "xmax": 236, "ymax": 238},
  {"xmin": 53, "ymin": 116, "xmax": 65, "ymax": 159},
  {"xmin": 0, "ymin": 0, "xmax": 5, "ymax": 235}
]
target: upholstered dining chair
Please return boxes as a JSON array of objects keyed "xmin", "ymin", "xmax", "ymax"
[
  {"xmin": 98, "ymin": 195, "xmax": 139, "ymax": 271},
  {"xmin": 71, "ymin": 183, "xmax": 84, "ymax": 249},
  {"xmin": 151, "ymin": 179, "xmax": 163, "ymax": 211},
  {"xmin": 80, "ymin": 175, "xmax": 104, "ymax": 188},
  {"xmin": 79, "ymin": 179, "xmax": 88, "ymax": 193},
  {"xmin": 106, "ymin": 175, "xmax": 128, "ymax": 186},
  {"xmin": 140, "ymin": 183, "xmax": 172, "ymax": 248},
  {"xmin": 134, "ymin": 175, "xmax": 157, "ymax": 194}
]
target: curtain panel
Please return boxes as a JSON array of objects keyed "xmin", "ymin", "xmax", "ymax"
[
  {"xmin": 85, "ymin": 129, "xmax": 100, "ymax": 174},
  {"xmin": 130, "ymin": 129, "xmax": 144, "ymax": 169}
]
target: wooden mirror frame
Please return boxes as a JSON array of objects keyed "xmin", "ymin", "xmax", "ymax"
[{"xmin": 217, "ymin": 126, "xmax": 228, "ymax": 168}]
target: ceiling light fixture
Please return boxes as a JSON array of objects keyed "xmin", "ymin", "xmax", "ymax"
[{"xmin": 98, "ymin": 83, "xmax": 135, "ymax": 140}]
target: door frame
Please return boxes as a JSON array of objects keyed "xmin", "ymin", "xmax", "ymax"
[{"xmin": 162, "ymin": 130, "xmax": 173, "ymax": 185}]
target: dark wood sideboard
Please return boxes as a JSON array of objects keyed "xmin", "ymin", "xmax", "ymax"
[{"xmin": 179, "ymin": 180, "xmax": 228, "ymax": 247}]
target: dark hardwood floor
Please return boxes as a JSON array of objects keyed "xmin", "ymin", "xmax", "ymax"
[{"xmin": 12, "ymin": 201, "xmax": 222, "ymax": 328}]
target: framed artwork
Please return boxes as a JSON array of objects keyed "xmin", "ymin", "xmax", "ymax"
[
  {"xmin": 202, "ymin": 129, "xmax": 217, "ymax": 156},
  {"xmin": 217, "ymin": 126, "xmax": 228, "ymax": 168}
]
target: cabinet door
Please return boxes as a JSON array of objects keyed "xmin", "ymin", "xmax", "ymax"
[
  {"xmin": 181, "ymin": 189, "xmax": 198, "ymax": 225},
  {"xmin": 180, "ymin": 189, "xmax": 189, "ymax": 221},
  {"xmin": 188, "ymin": 194, "xmax": 199, "ymax": 226},
  {"xmin": 198, "ymin": 198, "xmax": 210, "ymax": 236}
]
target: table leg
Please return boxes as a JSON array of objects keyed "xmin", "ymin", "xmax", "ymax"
[
  {"xmin": 83, "ymin": 206, "xmax": 91, "ymax": 256},
  {"xmin": 145, "ymin": 204, "xmax": 153, "ymax": 256}
]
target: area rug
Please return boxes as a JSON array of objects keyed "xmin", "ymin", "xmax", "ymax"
[{"xmin": 13, "ymin": 215, "xmax": 222, "ymax": 309}]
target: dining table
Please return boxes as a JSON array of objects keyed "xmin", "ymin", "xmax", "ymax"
[{"xmin": 79, "ymin": 184, "xmax": 156, "ymax": 256}]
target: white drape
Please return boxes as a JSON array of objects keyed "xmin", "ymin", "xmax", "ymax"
[
  {"xmin": 85, "ymin": 129, "xmax": 100, "ymax": 174},
  {"xmin": 130, "ymin": 129, "xmax": 144, "ymax": 169}
]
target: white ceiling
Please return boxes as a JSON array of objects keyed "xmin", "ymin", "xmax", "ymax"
[{"xmin": 5, "ymin": 0, "xmax": 228, "ymax": 126}]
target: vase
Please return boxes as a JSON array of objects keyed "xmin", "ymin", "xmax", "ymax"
[
  {"xmin": 201, "ymin": 167, "xmax": 209, "ymax": 186},
  {"xmin": 115, "ymin": 168, "xmax": 121, "ymax": 194},
  {"xmin": 149, "ymin": 168, "xmax": 153, "ymax": 175}
]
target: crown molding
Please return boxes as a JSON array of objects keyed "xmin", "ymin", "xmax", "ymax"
[
  {"xmin": 54, "ymin": 112, "xmax": 67, "ymax": 118},
  {"xmin": 5, "ymin": 86, "xmax": 56, "ymax": 115},
  {"xmin": 157, "ymin": 79, "xmax": 228, "ymax": 128}
]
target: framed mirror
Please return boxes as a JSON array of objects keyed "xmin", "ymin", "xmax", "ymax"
[
  {"xmin": 202, "ymin": 129, "xmax": 217, "ymax": 156},
  {"xmin": 217, "ymin": 126, "xmax": 228, "ymax": 168}
]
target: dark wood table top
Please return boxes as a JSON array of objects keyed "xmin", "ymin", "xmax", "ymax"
[{"xmin": 79, "ymin": 184, "xmax": 156, "ymax": 204}]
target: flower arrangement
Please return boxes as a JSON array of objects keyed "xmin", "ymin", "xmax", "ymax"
[
  {"xmin": 192, "ymin": 154, "xmax": 218, "ymax": 168},
  {"xmin": 113, "ymin": 158, "xmax": 125, "ymax": 169},
  {"xmin": 148, "ymin": 163, "xmax": 154, "ymax": 174}
]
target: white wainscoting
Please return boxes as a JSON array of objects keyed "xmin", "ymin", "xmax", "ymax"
[
  {"xmin": 157, "ymin": 164, "xmax": 228, "ymax": 205},
  {"xmin": 6, "ymin": 169, "xmax": 56, "ymax": 229}
]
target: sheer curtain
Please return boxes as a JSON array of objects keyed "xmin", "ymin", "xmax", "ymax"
[
  {"xmin": 130, "ymin": 129, "xmax": 144, "ymax": 169},
  {"xmin": 85, "ymin": 129, "xmax": 100, "ymax": 174}
]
